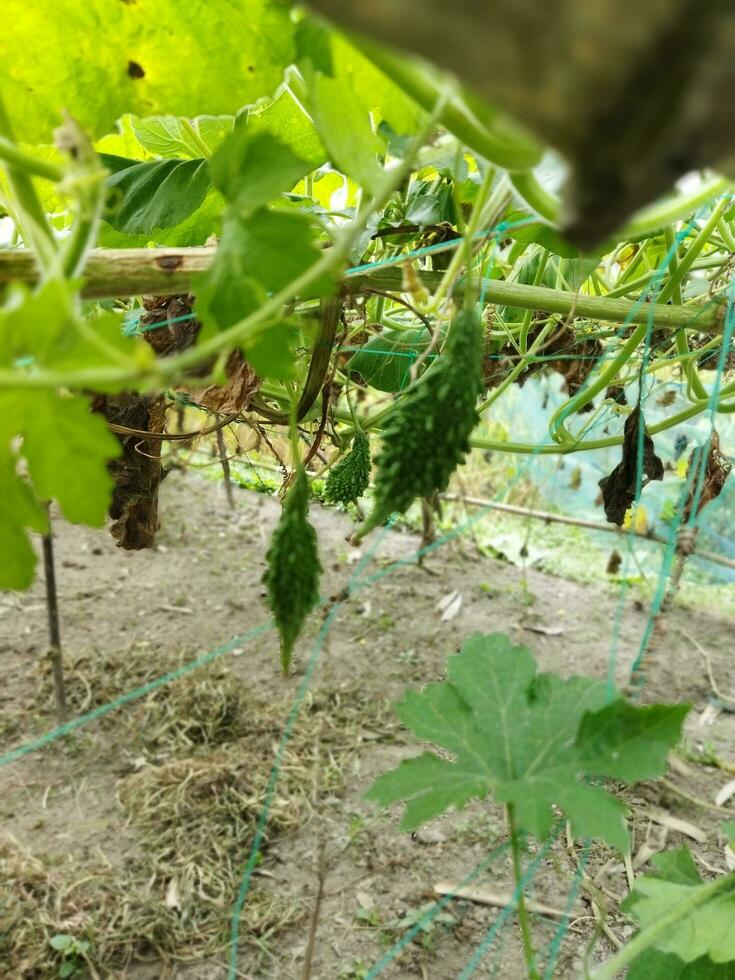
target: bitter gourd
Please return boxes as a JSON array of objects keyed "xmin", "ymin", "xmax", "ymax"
[
  {"xmin": 356, "ymin": 307, "xmax": 484, "ymax": 539},
  {"xmin": 324, "ymin": 431, "xmax": 371, "ymax": 505},
  {"xmin": 262, "ymin": 467, "xmax": 322, "ymax": 674}
]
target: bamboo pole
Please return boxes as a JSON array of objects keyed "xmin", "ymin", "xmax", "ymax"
[{"xmin": 0, "ymin": 247, "xmax": 726, "ymax": 333}]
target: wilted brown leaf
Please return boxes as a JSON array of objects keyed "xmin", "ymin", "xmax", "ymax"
[
  {"xmin": 598, "ymin": 406, "xmax": 663, "ymax": 525},
  {"xmin": 682, "ymin": 429, "xmax": 732, "ymax": 522}
]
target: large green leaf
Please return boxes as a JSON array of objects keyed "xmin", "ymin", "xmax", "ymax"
[
  {"xmin": 130, "ymin": 114, "xmax": 234, "ymax": 158},
  {"xmin": 195, "ymin": 208, "xmax": 333, "ymax": 379},
  {"xmin": 210, "ymin": 131, "xmax": 312, "ymax": 214},
  {"xmin": 0, "ymin": 0, "xmax": 294, "ymax": 142},
  {"xmin": 297, "ymin": 18, "xmax": 425, "ymax": 139},
  {"xmin": 628, "ymin": 952, "xmax": 735, "ymax": 980},
  {"xmin": 310, "ymin": 72, "xmax": 384, "ymax": 193},
  {"xmin": 0, "ymin": 390, "xmax": 120, "ymax": 587},
  {"xmin": 246, "ymin": 88, "xmax": 327, "ymax": 171},
  {"xmin": 0, "ymin": 280, "xmax": 147, "ymax": 378},
  {"xmin": 0, "ymin": 451, "xmax": 47, "ymax": 590},
  {"xmin": 17, "ymin": 392, "xmax": 120, "ymax": 526},
  {"xmin": 366, "ymin": 632, "xmax": 688, "ymax": 850},
  {"xmin": 102, "ymin": 155, "xmax": 211, "ymax": 235},
  {"xmin": 197, "ymin": 209, "xmax": 332, "ymax": 331},
  {"xmin": 0, "ymin": 280, "xmax": 147, "ymax": 587},
  {"xmin": 347, "ymin": 326, "xmax": 437, "ymax": 393},
  {"xmin": 97, "ymin": 187, "xmax": 224, "ymax": 248}
]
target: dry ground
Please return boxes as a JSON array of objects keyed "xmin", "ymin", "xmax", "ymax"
[{"xmin": 1, "ymin": 471, "xmax": 734, "ymax": 979}]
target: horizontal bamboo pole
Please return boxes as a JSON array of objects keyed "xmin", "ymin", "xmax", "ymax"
[
  {"xmin": 441, "ymin": 492, "xmax": 735, "ymax": 572},
  {"xmin": 0, "ymin": 247, "xmax": 725, "ymax": 333}
]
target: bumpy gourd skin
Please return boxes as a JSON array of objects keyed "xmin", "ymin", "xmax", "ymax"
[
  {"xmin": 262, "ymin": 467, "xmax": 322, "ymax": 674},
  {"xmin": 358, "ymin": 307, "xmax": 484, "ymax": 538},
  {"xmin": 324, "ymin": 431, "xmax": 371, "ymax": 505}
]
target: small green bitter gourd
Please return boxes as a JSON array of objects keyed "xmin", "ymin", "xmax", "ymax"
[
  {"xmin": 356, "ymin": 306, "xmax": 484, "ymax": 539},
  {"xmin": 262, "ymin": 466, "xmax": 322, "ymax": 675},
  {"xmin": 324, "ymin": 431, "xmax": 371, "ymax": 505}
]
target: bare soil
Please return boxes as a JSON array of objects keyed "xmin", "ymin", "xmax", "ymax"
[{"xmin": 1, "ymin": 470, "xmax": 734, "ymax": 979}]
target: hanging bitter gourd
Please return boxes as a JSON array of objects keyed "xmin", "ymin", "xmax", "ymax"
[
  {"xmin": 355, "ymin": 306, "xmax": 484, "ymax": 540},
  {"xmin": 262, "ymin": 466, "xmax": 322, "ymax": 675},
  {"xmin": 324, "ymin": 431, "xmax": 371, "ymax": 505}
]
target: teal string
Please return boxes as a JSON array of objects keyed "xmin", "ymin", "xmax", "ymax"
[
  {"xmin": 365, "ymin": 842, "xmax": 511, "ymax": 979},
  {"xmin": 458, "ymin": 823, "xmax": 564, "ymax": 979},
  {"xmin": 228, "ymin": 601, "xmax": 345, "ymax": 977},
  {"xmin": 0, "ymin": 620, "xmax": 273, "ymax": 767},
  {"xmin": 542, "ymin": 840, "xmax": 590, "ymax": 979}
]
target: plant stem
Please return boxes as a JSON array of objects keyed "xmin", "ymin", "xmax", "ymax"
[
  {"xmin": 216, "ymin": 422, "xmax": 235, "ymax": 508},
  {"xmin": 41, "ymin": 510, "xmax": 68, "ymax": 725},
  {"xmin": 0, "ymin": 136, "xmax": 63, "ymax": 182},
  {"xmin": 511, "ymin": 171, "xmax": 732, "ymax": 244},
  {"xmin": 0, "ymin": 96, "xmax": 57, "ymax": 268},
  {"xmin": 180, "ymin": 118, "xmax": 212, "ymax": 160},
  {"xmin": 657, "ymin": 198, "xmax": 729, "ymax": 305},
  {"xmin": 663, "ymin": 226, "xmax": 708, "ymax": 402},
  {"xmin": 507, "ymin": 805, "xmax": 540, "ymax": 980}
]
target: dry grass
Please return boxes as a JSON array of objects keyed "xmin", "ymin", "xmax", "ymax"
[{"xmin": 2, "ymin": 648, "xmax": 379, "ymax": 977}]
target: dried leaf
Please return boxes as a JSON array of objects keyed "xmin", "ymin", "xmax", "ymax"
[
  {"xmin": 646, "ymin": 809, "xmax": 707, "ymax": 844},
  {"xmin": 436, "ymin": 590, "xmax": 463, "ymax": 622},
  {"xmin": 165, "ymin": 877, "xmax": 181, "ymax": 912},
  {"xmin": 191, "ymin": 350, "xmax": 260, "ymax": 415},
  {"xmin": 433, "ymin": 881, "xmax": 580, "ymax": 917},
  {"xmin": 683, "ymin": 430, "xmax": 732, "ymax": 524},
  {"xmin": 598, "ymin": 407, "xmax": 663, "ymax": 525},
  {"xmin": 92, "ymin": 392, "xmax": 166, "ymax": 550},
  {"xmin": 715, "ymin": 780, "xmax": 735, "ymax": 808}
]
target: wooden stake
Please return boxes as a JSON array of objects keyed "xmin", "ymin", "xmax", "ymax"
[
  {"xmin": 216, "ymin": 421, "xmax": 235, "ymax": 508},
  {"xmin": 41, "ymin": 508, "xmax": 67, "ymax": 724}
]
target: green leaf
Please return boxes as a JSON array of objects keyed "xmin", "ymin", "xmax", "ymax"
[
  {"xmin": 724, "ymin": 822, "xmax": 735, "ymax": 845},
  {"xmin": 650, "ymin": 847, "xmax": 703, "ymax": 886},
  {"xmin": 576, "ymin": 700, "xmax": 690, "ymax": 783},
  {"xmin": 625, "ymin": 879, "xmax": 735, "ymax": 963},
  {"xmin": 210, "ymin": 131, "xmax": 311, "ymax": 212},
  {"xmin": 12, "ymin": 392, "xmax": 120, "ymax": 526},
  {"xmin": 366, "ymin": 632, "xmax": 688, "ymax": 850},
  {"xmin": 0, "ymin": 280, "xmax": 147, "ymax": 384},
  {"xmin": 103, "ymin": 156, "xmax": 211, "ymax": 235},
  {"xmin": 130, "ymin": 114, "xmax": 234, "ymax": 158},
  {"xmin": 297, "ymin": 19, "xmax": 424, "ymax": 139},
  {"xmin": 310, "ymin": 72, "xmax": 384, "ymax": 193},
  {"xmin": 0, "ymin": 451, "xmax": 47, "ymax": 590},
  {"xmin": 48, "ymin": 935, "xmax": 73, "ymax": 951},
  {"xmin": 59, "ymin": 962, "xmax": 76, "ymax": 978},
  {"xmin": 0, "ymin": 0, "xmax": 295, "ymax": 142},
  {"xmin": 98, "ymin": 187, "xmax": 224, "ymax": 248},
  {"xmin": 244, "ymin": 322, "xmax": 299, "ymax": 381},
  {"xmin": 246, "ymin": 88, "xmax": 327, "ymax": 171},
  {"xmin": 628, "ymin": 950, "xmax": 735, "ymax": 979},
  {"xmin": 347, "ymin": 326, "xmax": 436, "ymax": 393},
  {"xmin": 623, "ymin": 848, "xmax": 735, "ymax": 965},
  {"xmin": 196, "ymin": 208, "xmax": 333, "ymax": 333}
]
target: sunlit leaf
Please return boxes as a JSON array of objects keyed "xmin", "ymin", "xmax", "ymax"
[{"xmin": 0, "ymin": 0, "xmax": 295, "ymax": 142}]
